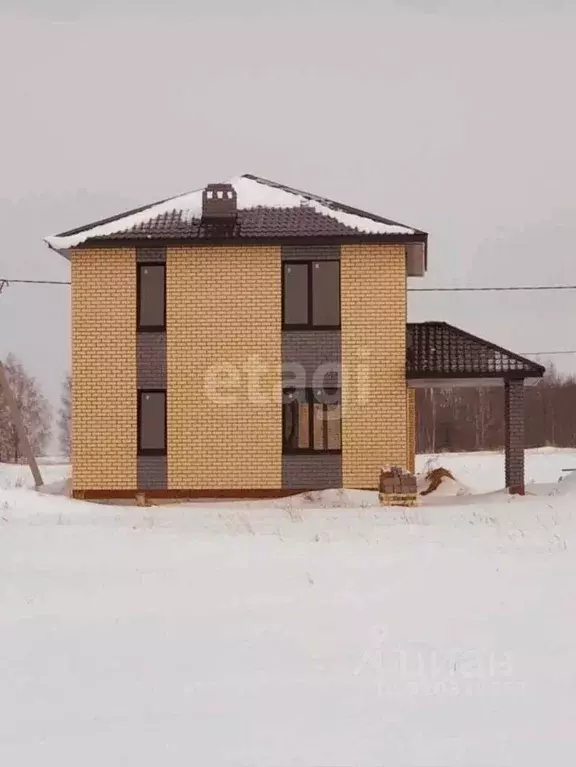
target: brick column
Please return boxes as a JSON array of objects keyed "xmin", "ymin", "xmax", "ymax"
[{"xmin": 504, "ymin": 378, "xmax": 525, "ymax": 495}]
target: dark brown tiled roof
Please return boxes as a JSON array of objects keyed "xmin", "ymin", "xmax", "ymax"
[
  {"xmin": 46, "ymin": 174, "xmax": 427, "ymax": 252},
  {"xmin": 90, "ymin": 206, "xmax": 395, "ymax": 241},
  {"xmin": 407, "ymin": 322, "xmax": 545, "ymax": 379}
]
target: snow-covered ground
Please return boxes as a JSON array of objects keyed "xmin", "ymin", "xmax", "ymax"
[
  {"xmin": 417, "ymin": 446, "xmax": 576, "ymax": 494},
  {"xmin": 7, "ymin": 446, "xmax": 576, "ymax": 494},
  {"xmin": 2, "ymin": 450, "xmax": 576, "ymax": 765},
  {"xmin": 0, "ymin": 456, "xmax": 70, "ymax": 490}
]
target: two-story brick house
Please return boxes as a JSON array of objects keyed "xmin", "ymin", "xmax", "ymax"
[{"xmin": 45, "ymin": 174, "xmax": 544, "ymax": 499}]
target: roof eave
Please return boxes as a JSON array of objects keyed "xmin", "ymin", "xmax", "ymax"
[
  {"xmin": 45, "ymin": 240, "xmax": 71, "ymax": 260},
  {"xmin": 407, "ymin": 369, "xmax": 545, "ymax": 381},
  {"xmin": 70, "ymin": 231, "xmax": 428, "ymax": 249}
]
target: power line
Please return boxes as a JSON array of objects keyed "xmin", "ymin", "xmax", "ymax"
[
  {"xmin": 409, "ymin": 285, "xmax": 576, "ymax": 292},
  {"xmin": 1, "ymin": 278, "xmax": 576, "ymax": 291},
  {"xmin": 0, "ymin": 278, "xmax": 70, "ymax": 285},
  {"xmin": 522, "ymin": 351, "xmax": 576, "ymax": 356},
  {"xmin": 1, "ymin": 277, "xmax": 574, "ymax": 358}
]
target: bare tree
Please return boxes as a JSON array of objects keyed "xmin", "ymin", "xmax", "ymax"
[
  {"xmin": 0, "ymin": 354, "xmax": 52, "ymax": 463},
  {"xmin": 58, "ymin": 373, "xmax": 71, "ymax": 458},
  {"xmin": 416, "ymin": 367, "xmax": 576, "ymax": 453}
]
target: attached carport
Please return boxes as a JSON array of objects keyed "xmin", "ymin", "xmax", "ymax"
[{"xmin": 407, "ymin": 322, "xmax": 546, "ymax": 494}]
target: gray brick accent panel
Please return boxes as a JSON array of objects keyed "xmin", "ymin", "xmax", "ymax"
[
  {"xmin": 281, "ymin": 244, "xmax": 342, "ymax": 488},
  {"xmin": 282, "ymin": 331, "xmax": 341, "ymax": 386},
  {"xmin": 137, "ymin": 247, "xmax": 167, "ymax": 489},
  {"xmin": 137, "ymin": 335, "xmax": 167, "ymax": 488},
  {"xmin": 137, "ymin": 333, "xmax": 167, "ymax": 389},
  {"xmin": 504, "ymin": 378, "xmax": 525, "ymax": 493},
  {"xmin": 281, "ymin": 245, "xmax": 340, "ymax": 261},
  {"xmin": 137, "ymin": 456, "xmax": 167, "ymax": 490},
  {"xmin": 136, "ymin": 247, "xmax": 166, "ymax": 263},
  {"xmin": 283, "ymin": 454, "xmax": 342, "ymax": 490}
]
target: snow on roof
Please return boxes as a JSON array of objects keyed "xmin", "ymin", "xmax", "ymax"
[{"xmin": 44, "ymin": 174, "xmax": 418, "ymax": 251}]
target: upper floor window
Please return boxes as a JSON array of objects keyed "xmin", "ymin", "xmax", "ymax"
[
  {"xmin": 282, "ymin": 260, "xmax": 340, "ymax": 329},
  {"xmin": 137, "ymin": 263, "xmax": 165, "ymax": 331}
]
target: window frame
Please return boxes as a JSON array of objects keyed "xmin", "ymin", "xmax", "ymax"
[
  {"xmin": 282, "ymin": 387, "xmax": 342, "ymax": 455},
  {"xmin": 137, "ymin": 389, "xmax": 167, "ymax": 456},
  {"xmin": 282, "ymin": 260, "xmax": 341, "ymax": 331},
  {"xmin": 137, "ymin": 262, "xmax": 166, "ymax": 332}
]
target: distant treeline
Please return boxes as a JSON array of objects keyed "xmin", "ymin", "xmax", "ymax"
[{"xmin": 416, "ymin": 366, "xmax": 576, "ymax": 453}]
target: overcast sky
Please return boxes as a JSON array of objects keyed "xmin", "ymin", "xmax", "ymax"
[{"xmin": 1, "ymin": 0, "xmax": 575, "ymax": 412}]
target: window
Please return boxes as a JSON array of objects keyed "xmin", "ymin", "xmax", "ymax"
[
  {"xmin": 282, "ymin": 388, "xmax": 341, "ymax": 453},
  {"xmin": 283, "ymin": 263, "xmax": 308, "ymax": 326},
  {"xmin": 282, "ymin": 260, "xmax": 340, "ymax": 329},
  {"xmin": 138, "ymin": 390, "xmax": 166, "ymax": 455},
  {"xmin": 137, "ymin": 263, "xmax": 165, "ymax": 330}
]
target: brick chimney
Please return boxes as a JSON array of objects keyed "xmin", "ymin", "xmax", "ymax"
[{"xmin": 202, "ymin": 183, "xmax": 237, "ymax": 220}]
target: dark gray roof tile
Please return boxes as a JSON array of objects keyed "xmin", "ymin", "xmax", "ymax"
[{"xmin": 407, "ymin": 322, "xmax": 545, "ymax": 378}]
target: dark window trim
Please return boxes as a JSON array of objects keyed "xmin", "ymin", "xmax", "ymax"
[
  {"xmin": 282, "ymin": 387, "xmax": 342, "ymax": 455},
  {"xmin": 137, "ymin": 262, "xmax": 166, "ymax": 332},
  {"xmin": 282, "ymin": 260, "xmax": 341, "ymax": 331},
  {"xmin": 137, "ymin": 389, "xmax": 167, "ymax": 456}
]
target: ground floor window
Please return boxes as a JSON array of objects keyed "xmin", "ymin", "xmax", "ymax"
[
  {"xmin": 282, "ymin": 388, "xmax": 341, "ymax": 453},
  {"xmin": 138, "ymin": 390, "xmax": 167, "ymax": 456}
]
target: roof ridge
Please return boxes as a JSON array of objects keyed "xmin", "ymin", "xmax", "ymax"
[
  {"xmin": 242, "ymin": 174, "xmax": 426, "ymax": 234},
  {"xmin": 54, "ymin": 175, "xmax": 252, "ymax": 239},
  {"xmin": 52, "ymin": 186, "xmax": 205, "ymax": 239}
]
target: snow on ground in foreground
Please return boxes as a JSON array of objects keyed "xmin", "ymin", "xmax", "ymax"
[
  {"xmin": 6, "ymin": 446, "xmax": 574, "ymax": 497},
  {"xmin": 417, "ymin": 446, "xmax": 576, "ymax": 494},
  {"xmin": 0, "ymin": 457, "xmax": 70, "ymax": 490},
  {"xmin": 2, "ymin": 451, "xmax": 576, "ymax": 765}
]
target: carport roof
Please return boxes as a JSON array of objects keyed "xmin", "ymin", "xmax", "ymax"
[{"xmin": 407, "ymin": 322, "xmax": 545, "ymax": 379}]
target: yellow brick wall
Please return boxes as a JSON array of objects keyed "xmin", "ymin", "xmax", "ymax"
[
  {"xmin": 341, "ymin": 244, "xmax": 407, "ymax": 488},
  {"xmin": 166, "ymin": 246, "xmax": 282, "ymax": 489},
  {"xmin": 407, "ymin": 387, "xmax": 416, "ymax": 474},
  {"xmin": 71, "ymin": 248, "xmax": 137, "ymax": 490}
]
